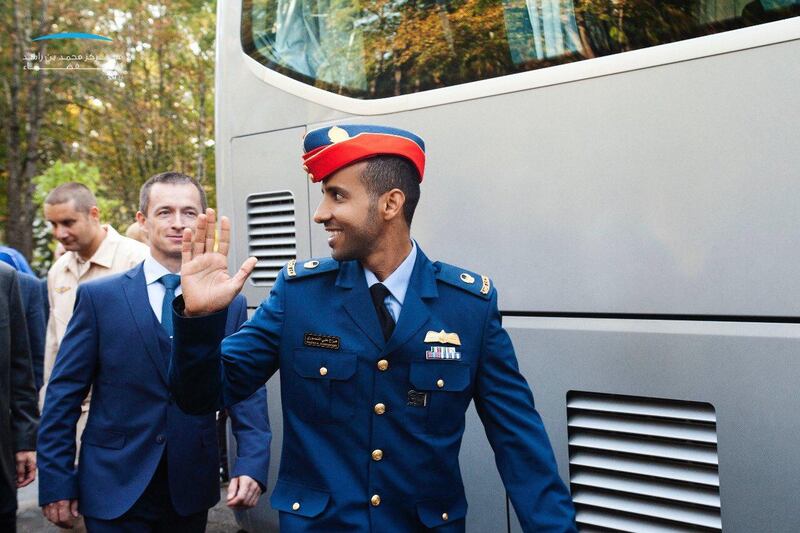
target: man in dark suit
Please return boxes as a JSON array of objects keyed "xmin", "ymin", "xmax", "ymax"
[
  {"xmin": 38, "ymin": 172, "xmax": 270, "ymax": 531},
  {"xmin": 17, "ymin": 272, "xmax": 46, "ymax": 391},
  {"xmin": 170, "ymin": 125, "xmax": 576, "ymax": 531},
  {"xmin": 0, "ymin": 262, "xmax": 39, "ymax": 532},
  {"xmin": 0, "ymin": 251, "xmax": 46, "ymax": 391}
]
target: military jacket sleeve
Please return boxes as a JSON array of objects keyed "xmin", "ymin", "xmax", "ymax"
[
  {"xmin": 225, "ymin": 295, "xmax": 272, "ymax": 489},
  {"xmin": 171, "ymin": 270, "xmax": 287, "ymax": 414},
  {"xmin": 472, "ymin": 286, "xmax": 577, "ymax": 531}
]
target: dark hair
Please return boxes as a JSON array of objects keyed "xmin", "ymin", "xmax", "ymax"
[
  {"xmin": 360, "ymin": 156, "xmax": 421, "ymax": 226},
  {"xmin": 139, "ymin": 172, "xmax": 208, "ymax": 215},
  {"xmin": 44, "ymin": 182, "xmax": 97, "ymax": 213}
]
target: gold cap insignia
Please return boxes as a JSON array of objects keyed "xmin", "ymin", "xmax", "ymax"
[
  {"xmin": 327, "ymin": 126, "xmax": 350, "ymax": 144},
  {"xmin": 424, "ymin": 330, "xmax": 461, "ymax": 346},
  {"xmin": 303, "ymin": 260, "xmax": 320, "ymax": 269},
  {"xmin": 54, "ymin": 286, "xmax": 71, "ymax": 294},
  {"xmin": 286, "ymin": 259, "xmax": 297, "ymax": 277},
  {"xmin": 460, "ymin": 273, "xmax": 475, "ymax": 284}
]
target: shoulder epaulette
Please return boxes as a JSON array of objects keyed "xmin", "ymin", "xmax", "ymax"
[
  {"xmin": 284, "ymin": 257, "xmax": 339, "ymax": 280},
  {"xmin": 434, "ymin": 261, "xmax": 492, "ymax": 299}
]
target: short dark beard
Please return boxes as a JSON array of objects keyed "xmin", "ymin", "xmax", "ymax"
[{"xmin": 330, "ymin": 201, "xmax": 382, "ymax": 262}]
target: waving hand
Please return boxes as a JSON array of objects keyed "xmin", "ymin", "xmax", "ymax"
[{"xmin": 181, "ymin": 209, "xmax": 258, "ymax": 316}]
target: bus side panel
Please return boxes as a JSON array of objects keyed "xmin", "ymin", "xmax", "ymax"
[
  {"xmin": 230, "ymin": 128, "xmax": 311, "ymax": 305},
  {"xmin": 505, "ymin": 317, "xmax": 800, "ymax": 532},
  {"xmin": 307, "ymin": 39, "xmax": 800, "ymax": 317}
]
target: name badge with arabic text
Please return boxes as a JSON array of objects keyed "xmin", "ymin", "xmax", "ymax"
[{"xmin": 303, "ymin": 333, "xmax": 340, "ymax": 350}]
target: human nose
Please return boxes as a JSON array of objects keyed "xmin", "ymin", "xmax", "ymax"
[
  {"xmin": 54, "ymin": 226, "xmax": 68, "ymax": 241},
  {"xmin": 313, "ymin": 198, "xmax": 331, "ymax": 225},
  {"xmin": 171, "ymin": 213, "xmax": 187, "ymax": 230}
]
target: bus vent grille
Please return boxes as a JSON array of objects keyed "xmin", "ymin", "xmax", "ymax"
[
  {"xmin": 567, "ymin": 391, "xmax": 721, "ymax": 532},
  {"xmin": 246, "ymin": 191, "xmax": 296, "ymax": 286}
]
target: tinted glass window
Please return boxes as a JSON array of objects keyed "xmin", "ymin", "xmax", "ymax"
[{"xmin": 242, "ymin": 0, "xmax": 799, "ymax": 99}]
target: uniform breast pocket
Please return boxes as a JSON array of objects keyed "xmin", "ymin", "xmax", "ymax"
[
  {"xmin": 408, "ymin": 361, "xmax": 471, "ymax": 436},
  {"xmin": 290, "ymin": 348, "xmax": 357, "ymax": 424}
]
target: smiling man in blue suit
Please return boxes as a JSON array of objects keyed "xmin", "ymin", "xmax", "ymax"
[
  {"xmin": 170, "ymin": 125, "xmax": 576, "ymax": 532},
  {"xmin": 37, "ymin": 173, "xmax": 270, "ymax": 532}
]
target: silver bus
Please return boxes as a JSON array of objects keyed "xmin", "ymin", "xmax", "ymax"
[{"xmin": 217, "ymin": 1, "xmax": 800, "ymax": 530}]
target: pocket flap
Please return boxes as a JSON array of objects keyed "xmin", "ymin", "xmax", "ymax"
[
  {"xmin": 81, "ymin": 427, "xmax": 126, "ymax": 450},
  {"xmin": 410, "ymin": 361, "xmax": 470, "ymax": 391},
  {"xmin": 417, "ymin": 494, "xmax": 468, "ymax": 527},
  {"xmin": 293, "ymin": 349, "xmax": 357, "ymax": 380},
  {"xmin": 270, "ymin": 479, "xmax": 330, "ymax": 517}
]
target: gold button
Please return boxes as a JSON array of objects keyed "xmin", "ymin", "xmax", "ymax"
[
  {"xmin": 442, "ymin": 512, "xmax": 449, "ymax": 521},
  {"xmin": 374, "ymin": 403, "xmax": 386, "ymax": 415},
  {"xmin": 371, "ymin": 494, "xmax": 381, "ymax": 506},
  {"xmin": 302, "ymin": 164, "xmax": 309, "ymax": 172},
  {"xmin": 436, "ymin": 379, "xmax": 444, "ymax": 388},
  {"xmin": 292, "ymin": 502, "xmax": 300, "ymax": 511},
  {"xmin": 371, "ymin": 449, "xmax": 383, "ymax": 461},
  {"xmin": 319, "ymin": 367, "xmax": 328, "ymax": 376},
  {"xmin": 377, "ymin": 359, "xmax": 389, "ymax": 371}
]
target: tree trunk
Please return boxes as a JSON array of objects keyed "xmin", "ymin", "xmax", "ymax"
[{"xmin": 4, "ymin": 0, "xmax": 48, "ymax": 261}]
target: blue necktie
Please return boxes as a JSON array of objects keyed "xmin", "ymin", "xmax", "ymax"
[{"xmin": 159, "ymin": 274, "xmax": 181, "ymax": 337}]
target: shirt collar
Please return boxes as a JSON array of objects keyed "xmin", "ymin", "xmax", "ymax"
[
  {"xmin": 86, "ymin": 225, "xmax": 121, "ymax": 269},
  {"xmin": 364, "ymin": 240, "xmax": 417, "ymax": 305},
  {"xmin": 64, "ymin": 224, "xmax": 114, "ymax": 276},
  {"xmin": 143, "ymin": 255, "xmax": 178, "ymax": 285}
]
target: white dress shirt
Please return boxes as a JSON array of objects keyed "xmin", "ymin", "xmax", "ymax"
[
  {"xmin": 143, "ymin": 255, "xmax": 182, "ymax": 323},
  {"xmin": 364, "ymin": 240, "xmax": 418, "ymax": 322}
]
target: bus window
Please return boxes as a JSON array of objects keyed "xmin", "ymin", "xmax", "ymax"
[{"xmin": 241, "ymin": 0, "xmax": 800, "ymax": 99}]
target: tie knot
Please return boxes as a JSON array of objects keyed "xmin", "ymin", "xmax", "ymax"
[
  {"xmin": 159, "ymin": 273, "xmax": 181, "ymax": 290},
  {"xmin": 370, "ymin": 282, "xmax": 391, "ymax": 303}
]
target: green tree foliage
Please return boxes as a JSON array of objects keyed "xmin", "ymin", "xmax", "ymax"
[{"xmin": 1, "ymin": 1, "xmax": 217, "ymax": 271}]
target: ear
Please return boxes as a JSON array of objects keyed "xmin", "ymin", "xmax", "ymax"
[
  {"xmin": 88, "ymin": 206, "xmax": 101, "ymax": 222},
  {"xmin": 381, "ymin": 189, "xmax": 406, "ymax": 222},
  {"xmin": 135, "ymin": 211, "xmax": 147, "ymax": 232}
]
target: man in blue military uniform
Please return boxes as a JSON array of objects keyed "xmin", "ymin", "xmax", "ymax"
[{"xmin": 170, "ymin": 125, "xmax": 577, "ymax": 531}]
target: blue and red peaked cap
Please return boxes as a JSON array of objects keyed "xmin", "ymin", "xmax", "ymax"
[{"xmin": 302, "ymin": 124, "xmax": 426, "ymax": 183}]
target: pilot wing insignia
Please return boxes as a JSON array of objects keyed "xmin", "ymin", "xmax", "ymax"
[{"xmin": 424, "ymin": 330, "xmax": 461, "ymax": 346}]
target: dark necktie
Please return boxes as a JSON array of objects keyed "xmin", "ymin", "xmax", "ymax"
[
  {"xmin": 369, "ymin": 283, "xmax": 395, "ymax": 341},
  {"xmin": 159, "ymin": 273, "xmax": 181, "ymax": 337}
]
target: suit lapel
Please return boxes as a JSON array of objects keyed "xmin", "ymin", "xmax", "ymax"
[
  {"xmin": 122, "ymin": 264, "xmax": 168, "ymax": 384},
  {"xmin": 337, "ymin": 261, "xmax": 384, "ymax": 350}
]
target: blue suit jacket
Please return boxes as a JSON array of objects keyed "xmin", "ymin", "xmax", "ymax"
[
  {"xmin": 17, "ymin": 273, "xmax": 45, "ymax": 391},
  {"xmin": 37, "ymin": 262, "xmax": 271, "ymax": 519},
  {"xmin": 171, "ymin": 246, "xmax": 576, "ymax": 532}
]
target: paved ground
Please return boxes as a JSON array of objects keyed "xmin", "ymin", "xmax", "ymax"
[{"xmin": 15, "ymin": 477, "xmax": 245, "ymax": 532}]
